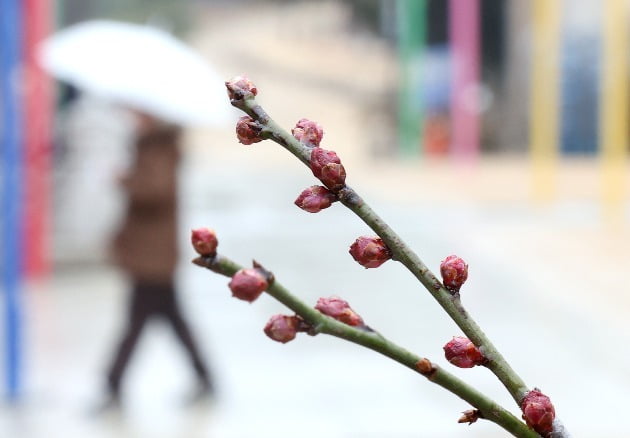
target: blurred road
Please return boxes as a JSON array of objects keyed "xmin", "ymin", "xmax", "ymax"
[{"xmin": 2, "ymin": 2, "xmax": 629, "ymax": 437}]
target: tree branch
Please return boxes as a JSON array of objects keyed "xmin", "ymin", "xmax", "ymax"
[
  {"xmin": 233, "ymin": 94, "xmax": 529, "ymax": 404},
  {"xmin": 223, "ymin": 78, "xmax": 569, "ymax": 437},
  {"xmin": 193, "ymin": 254, "xmax": 538, "ymax": 438}
]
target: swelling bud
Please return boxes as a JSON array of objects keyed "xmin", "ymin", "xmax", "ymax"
[
  {"xmin": 349, "ymin": 236, "xmax": 391, "ymax": 268},
  {"xmin": 236, "ymin": 115, "xmax": 263, "ymax": 145},
  {"xmin": 521, "ymin": 389, "xmax": 555, "ymax": 436},
  {"xmin": 191, "ymin": 227, "xmax": 218, "ymax": 256},
  {"xmin": 228, "ymin": 268, "xmax": 268, "ymax": 302},
  {"xmin": 292, "ymin": 118, "xmax": 324, "ymax": 147},
  {"xmin": 443, "ymin": 336, "xmax": 486, "ymax": 368},
  {"xmin": 294, "ymin": 185, "xmax": 336, "ymax": 213},
  {"xmin": 440, "ymin": 255, "xmax": 468, "ymax": 293},
  {"xmin": 225, "ymin": 75, "xmax": 257, "ymax": 100},
  {"xmin": 315, "ymin": 296, "xmax": 364, "ymax": 326},
  {"xmin": 264, "ymin": 314, "xmax": 300, "ymax": 343}
]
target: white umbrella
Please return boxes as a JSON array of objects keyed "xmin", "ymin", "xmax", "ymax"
[{"xmin": 38, "ymin": 20, "xmax": 231, "ymax": 126}]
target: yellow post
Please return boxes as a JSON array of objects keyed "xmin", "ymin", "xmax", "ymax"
[
  {"xmin": 529, "ymin": 0, "xmax": 561, "ymax": 202},
  {"xmin": 600, "ymin": 0, "xmax": 629, "ymax": 223}
]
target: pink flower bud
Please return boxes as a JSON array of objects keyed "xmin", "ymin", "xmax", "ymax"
[
  {"xmin": 315, "ymin": 296, "xmax": 364, "ymax": 326},
  {"xmin": 228, "ymin": 268, "xmax": 268, "ymax": 302},
  {"xmin": 521, "ymin": 389, "xmax": 555, "ymax": 436},
  {"xmin": 349, "ymin": 236, "xmax": 391, "ymax": 268},
  {"xmin": 225, "ymin": 75, "xmax": 257, "ymax": 100},
  {"xmin": 264, "ymin": 314, "xmax": 300, "ymax": 343},
  {"xmin": 443, "ymin": 336, "xmax": 486, "ymax": 368},
  {"xmin": 236, "ymin": 115, "xmax": 263, "ymax": 145},
  {"xmin": 440, "ymin": 255, "xmax": 469, "ymax": 292},
  {"xmin": 191, "ymin": 227, "xmax": 218, "ymax": 256},
  {"xmin": 294, "ymin": 185, "xmax": 336, "ymax": 213},
  {"xmin": 309, "ymin": 147, "xmax": 346, "ymax": 191},
  {"xmin": 292, "ymin": 118, "xmax": 324, "ymax": 147}
]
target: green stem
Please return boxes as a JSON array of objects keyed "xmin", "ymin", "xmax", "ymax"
[
  {"xmin": 193, "ymin": 254, "xmax": 538, "ymax": 438},
  {"xmin": 338, "ymin": 187, "xmax": 529, "ymax": 401},
  {"xmin": 234, "ymin": 96, "xmax": 529, "ymax": 404}
]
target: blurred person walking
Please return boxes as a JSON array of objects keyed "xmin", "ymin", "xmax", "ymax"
[
  {"xmin": 104, "ymin": 113, "xmax": 213, "ymax": 408},
  {"xmin": 38, "ymin": 20, "xmax": 229, "ymax": 410}
]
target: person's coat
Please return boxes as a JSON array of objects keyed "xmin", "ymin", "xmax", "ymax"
[{"xmin": 111, "ymin": 124, "xmax": 181, "ymax": 284}]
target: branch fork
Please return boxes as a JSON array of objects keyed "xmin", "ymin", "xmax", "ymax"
[{"xmin": 189, "ymin": 76, "xmax": 571, "ymax": 437}]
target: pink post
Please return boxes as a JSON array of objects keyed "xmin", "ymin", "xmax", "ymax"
[
  {"xmin": 449, "ymin": 0, "xmax": 480, "ymax": 162},
  {"xmin": 23, "ymin": 0, "xmax": 53, "ymax": 277}
]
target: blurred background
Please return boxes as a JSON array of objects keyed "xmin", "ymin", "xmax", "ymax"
[{"xmin": 1, "ymin": 0, "xmax": 629, "ymax": 437}]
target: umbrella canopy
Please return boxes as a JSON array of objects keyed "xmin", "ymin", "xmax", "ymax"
[{"xmin": 38, "ymin": 20, "xmax": 231, "ymax": 126}]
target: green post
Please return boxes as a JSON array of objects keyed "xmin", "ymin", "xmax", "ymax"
[{"xmin": 397, "ymin": 0, "xmax": 426, "ymax": 158}]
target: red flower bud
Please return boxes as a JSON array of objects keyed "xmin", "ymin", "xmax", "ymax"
[
  {"xmin": 225, "ymin": 75, "xmax": 257, "ymax": 100},
  {"xmin": 228, "ymin": 268, "xmax": 268, "ymax": 302},
  {"xmin": 292, "ymin": 118, "xmax": 324, "ymax": 147},
  {"xmin": 315, "ymin": 296, "xmax": 364, "ymax": 326},
  {"xmin": 349, "ymin": 236, "xmax": 391, "ymax": 268},
  {"xmin": 521, "ymin": 389, "xmax": 555, "ymax": 436},
  {"xmin": 191, "ymin": 227, "xmax": 218, "ymax": 256},
  {"xmin": 264, "ymin": 314, "xmax": 300, "ymax": 343},
  {"xmin": 443, "ymin": 336, "xmax": 486, "ymax": 368},
  {"xmin": 309, "ymin": 147, "xmax": 346, "ymax": 191},
  {"xmin": 440, "ymin": 255, "xmax": 468, "ymax": 292},
  {"xmin": 236, "ymin": 115, "xmax": 263, "ymax": 145},
  {"xmin": 294, "ymin": 185, "xmax": 336, "ymax": 213}
]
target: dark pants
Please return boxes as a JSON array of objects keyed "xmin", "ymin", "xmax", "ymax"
[{"xmin": 106, "ymin": 281, "xmax": 211, "ymax": 396}]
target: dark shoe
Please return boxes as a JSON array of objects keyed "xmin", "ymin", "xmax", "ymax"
[
  {"xmin": 89, "ymin": 393, "xmax": 122, "ymax": 416},
  {"xmin": 183, "ymin": 381, "xmax": 215, "ymax": 406}
]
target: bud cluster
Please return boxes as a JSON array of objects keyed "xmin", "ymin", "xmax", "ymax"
[
  {"xmin": 349, "ymin": 236, "xmax": 391, "ymax": 268},
  {"xmin": 309, "ymin": 147, "xmax": 346, "ymax": 191},
  {"xmin": 443, "ymin": 336, "xmax": 486, "ymax": 368},
  {"xmin": 315, "ymin": 296, "xmax": 364, "ymax": 326}
]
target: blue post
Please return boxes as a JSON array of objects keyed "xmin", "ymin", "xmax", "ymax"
[{"xmin": 0, "ymin": 0, "xmax": 24, "ymax": 401}]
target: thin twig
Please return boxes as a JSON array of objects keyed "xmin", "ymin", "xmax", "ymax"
[
  {"xmin": 232, "ymin": 95, "xmax": 529, "ymax": 404},
  {"xmin": 193, "ymin": 254, "xmax": 538, "ymax": 438}
]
